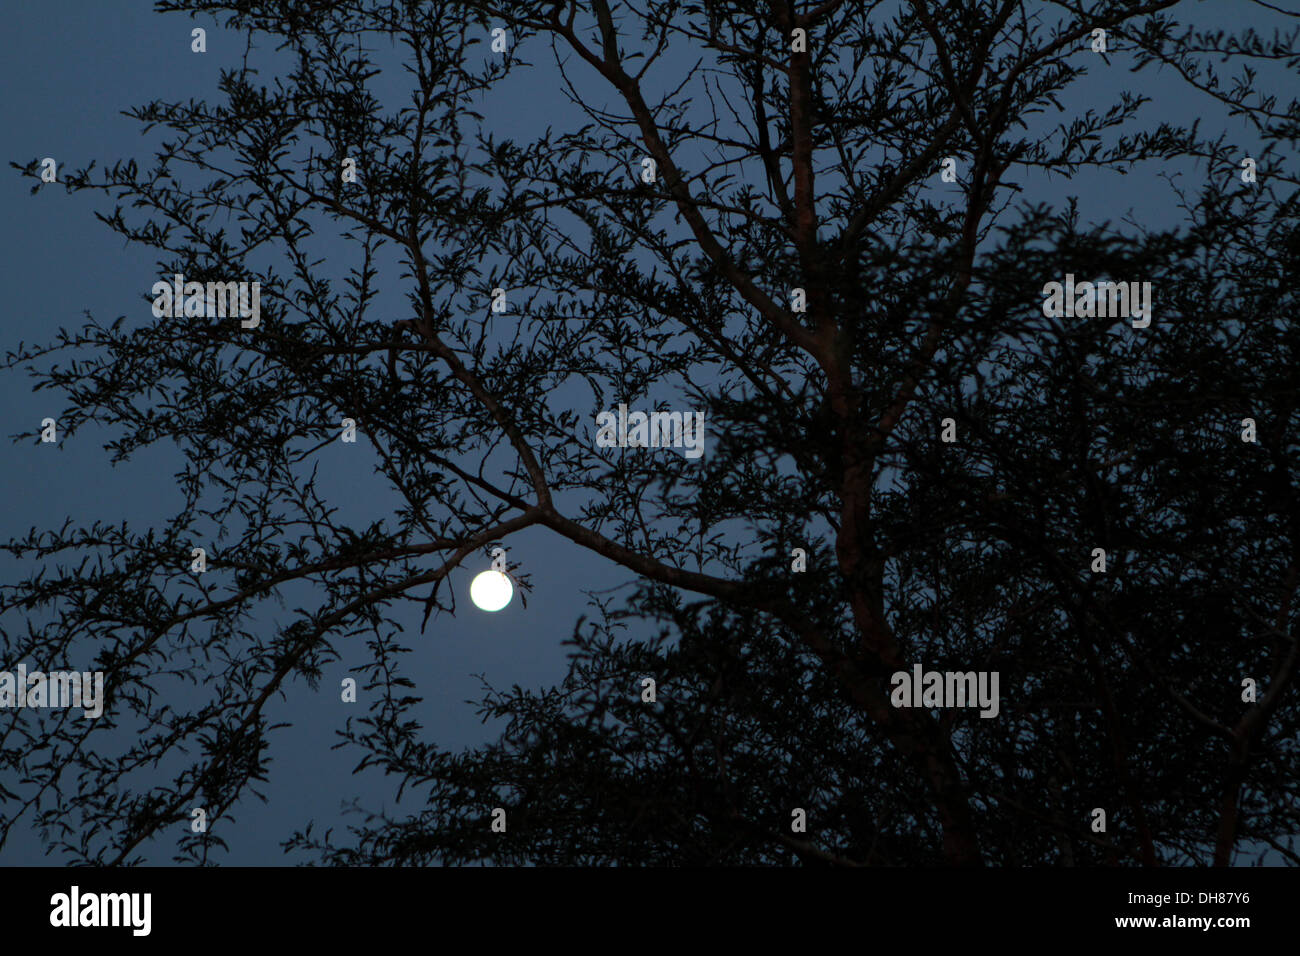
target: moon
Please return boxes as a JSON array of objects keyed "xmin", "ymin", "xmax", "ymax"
[{"xmin": 469, "ymin": 569, "xmax": 513, "ymax": 612}]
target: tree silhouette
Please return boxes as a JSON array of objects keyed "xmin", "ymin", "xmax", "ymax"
[{"xmin": 4, "ymin": 0, "xmax": 1300, "ymax": 866}]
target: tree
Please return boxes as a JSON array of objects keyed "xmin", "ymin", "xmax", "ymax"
[{"xmin": 4, "ymin": 0, "xmax": 1300, "ymax": 866}]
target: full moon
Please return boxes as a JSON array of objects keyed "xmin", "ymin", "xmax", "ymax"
[{"xmin": 469, "ymin": 569, "xmax": 513, "ymax": 612}]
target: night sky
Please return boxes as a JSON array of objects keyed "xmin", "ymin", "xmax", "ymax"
[{"xmin": 0, "ymin": 0, "xmax": 1280, "ymax": 864}]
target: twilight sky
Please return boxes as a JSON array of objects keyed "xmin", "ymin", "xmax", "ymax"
[{"xmin": 0, "ymin": 0, "xmax": 1279, "ymax": 864}]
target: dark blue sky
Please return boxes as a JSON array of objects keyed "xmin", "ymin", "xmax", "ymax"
[
  {"xmin": 0, "ymin": 1, "xmax": 1281, "ymax": 864},
  {"xmin": 0, "ymin": 1, "xmax": 641, "ymax": 864}
]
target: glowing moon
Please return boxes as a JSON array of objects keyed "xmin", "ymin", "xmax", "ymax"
[{"xmin": 469, "ymin": 569, "xmax": 513, "ymax": 612}]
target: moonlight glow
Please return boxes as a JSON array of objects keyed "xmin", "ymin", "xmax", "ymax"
[{"xmin": 469, "ymin": 570, "xmax": 513, "ymax": 612}]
